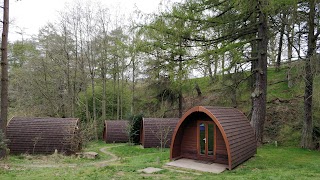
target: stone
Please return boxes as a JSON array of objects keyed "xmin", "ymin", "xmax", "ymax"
[
  {"xmin": 76, "ymin": 152, "xmax": 98, "ymax": 159},
  {"xmin": 138, "ymin": 167, "xmax": 163, "ymax": 174}
]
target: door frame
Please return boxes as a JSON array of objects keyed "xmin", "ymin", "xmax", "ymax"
[{"xmin": 197, "ymin": 120, "xmax": 216, "ymax": 160}]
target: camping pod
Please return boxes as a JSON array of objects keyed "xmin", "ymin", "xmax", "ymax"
[
  {"xmin": 170, "ymin": 106, "xmax": 257, "ymax": 170},
  {"xmin": 6, "ymin": 117, "xmax": 81, "ymax": 154},
  {"xmin": 103, "ymin": 120, "xmax": 129, "ymax": 143},
  {"xmin": 140, "ymin": 118, "xmax": 179, "ymax": 148}
]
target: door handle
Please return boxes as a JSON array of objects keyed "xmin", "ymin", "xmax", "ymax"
[{"xmin": 203, "ymin": 138, "xmax": 206, "ymax": 143}]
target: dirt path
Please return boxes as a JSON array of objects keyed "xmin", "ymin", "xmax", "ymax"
[
  {"xmin": 84, "ymin": 145, "xmax": 121, "ymax": 167},
  {"xmin": 0, "ymin": 144, "xmax": 123, "ymax": 169}
]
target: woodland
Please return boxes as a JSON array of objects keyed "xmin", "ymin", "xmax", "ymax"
[{"xmin": 0, "ymin": 0, "xmax": 320, "ymax": 154}]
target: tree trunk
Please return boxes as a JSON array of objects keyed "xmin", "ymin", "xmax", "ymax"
[
  {"xmin": 89, "ymin": 50, "xmax": 98, "ymax": 140},
  {"xmin": 63, "ymin": 25, "xmax": 71, "ymax": 117},
  {"xmin": 221, "ymin": 53, "xmax": 225, "ymax": 81},
  {"xmin": 250, "ymin": 1, "xmax": 268, "ymax": 145},
  {"xmin": 195, "ymin": 83, "xmax": 202, "ymax": 97},
  {"xmin": 178, "ymin": 56, "xmax": 183, "ymax": 118},
  {"xmin": 85, "ymin": 88, "xmax": 90, "ymax": 121},
  {"xmin": 112, "ymin": 63, "xmax": 116, "ymax": 119},
  {"xmin": 101, "ymin": 66, "xmax": 106, "ymax": 121},
  {"xmin": 204, "ymin": 46, "xmax": 214, "ymax": 83},
  {"xmin": 0, "ymin": 0, "xmax": 9, "ymax": 158},
  {"xmin": 121, "ymin": 65, "xmax": 124, "ymax": 120},
  {"xmin": 131, "ymin": 54, "xmax": 135, "ymax": 115},
  {"xmin": 100, "ymin": 11, "xmax": 109, "ymax": 122},
  {"xmin": 286, "ymin": 11, "xmax": 294, "ymax": 88},
  {"xmin": 213, "ymin": 54, "xmax": 218, "ymax": 82},
  {"xmin": 79, "ymin": 29, "xmax": 90, "ymax": 122},
  {"xmin": 231, "ymin": 66, "xmax": 238, "ymax": 108},
  {"xmin": 275, "ymin": 13, "xmax": 286, "ymax": 72},
  {"xmin": 301, "ymin": 0, "xmax": 316, "ymax": 149},
  {"xmin": 72, "ymin": 36, "xmax": 78, "ymax": 118},
  {"xmin": 207, "ymin": 54, "xmax": 214, "ymax": 83},
  {"xmin": 117, "ymin": 61, "xmax": 120, "ymax": 120},
  {"xmin": 91, "ymin": 75, "xmax": 98, "ymax": 140}
]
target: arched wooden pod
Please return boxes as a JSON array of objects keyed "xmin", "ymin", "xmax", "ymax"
[
  {"xmin": 170, "ymin": 106, "xmax": 256, "ymax": 170},
  {"xmin": 7, "ymin": 117, "xmax": 81, "ymax": 155},
  {"xmin": 103, "ymin": 120, "xmax": 129, "ymax": 143}
]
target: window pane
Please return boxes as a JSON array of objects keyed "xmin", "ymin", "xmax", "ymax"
[
  {"xmin": 208, "ymin": 124, "xmax": 214, "ymax": 156},
  {"xmin": 199, "ymin": 123, "xmax": 205, "ymax": 155}
]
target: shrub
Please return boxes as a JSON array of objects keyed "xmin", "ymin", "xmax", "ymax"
[{"xmin": 127, "ymin": 114, "xmax": 143, "ymax": 144}]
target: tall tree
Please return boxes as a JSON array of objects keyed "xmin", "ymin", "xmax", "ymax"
[
  {"xmin": 0, "ymin": 0, "xmax": 9, "ymax": 158},
  {"xmin": 108, "ymin": 27, "xmax": 129, "ymax": 119},
  {"xmin": 250, "ymin": 0, "xmax": 269, "ymax": 144},
  {"xmin": 97, "ymin": 7, "xmax": 110, "ymax": 121},
  {"xmin": 301, "ymin": 0, "xmax": 319, "ymax": 149},
  {"xmin": 140, "ymin": 7, "xmax": 196, "ymax": 117}
]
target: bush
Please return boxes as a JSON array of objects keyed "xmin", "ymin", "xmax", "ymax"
[
  {"xmin": 127, "ymin": 114, "xmax": 143, "ymax": 144},
  {"xmin": 0, "ymin": 130, "xmax": 9, "ymax": 158},
  {"xmin": 0, "ymin": 130, "xmax": 8, "ymax": 151}
]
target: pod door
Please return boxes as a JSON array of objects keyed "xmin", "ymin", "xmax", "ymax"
[{"xmin": 197, "ymin": 121, "xmax": 215, "ymax": 160}]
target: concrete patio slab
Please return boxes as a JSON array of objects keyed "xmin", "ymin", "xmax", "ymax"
[
  {"xmin": 138, "ymin": 167, "xmax": 163, "ymax": 174},
  {"xmin": 166, "ymin": 158, "xmax": 228, "ymax": 173}
]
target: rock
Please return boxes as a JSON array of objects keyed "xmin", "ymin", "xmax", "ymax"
[{"xmin": 76, "ymin": 152, "xmax": 98, "ymax": 159}]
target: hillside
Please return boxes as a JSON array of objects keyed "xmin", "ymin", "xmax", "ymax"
[{"xmin": 134, "ymin": 61, "xmax": 319, "ymax": 148}]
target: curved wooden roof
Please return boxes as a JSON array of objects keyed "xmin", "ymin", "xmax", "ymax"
[
  {"xmin": 141, "ymin": 118, "xmax": 179, "ymax": 148},
  {"xmin": 170, "ymin": 106, "xmax": 256, "ymax": 170},
  {"xmin": 103, "ymin": 120, "xmax": 129, "ymax": 143},
  {"xmin": 7, "ymin": 117, "xmax": 80, "ymax": 154}
]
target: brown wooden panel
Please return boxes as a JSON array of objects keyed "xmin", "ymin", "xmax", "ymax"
[
  {"xmin": 105, "ymin": 120, "xmax": 129, "ymax": 143},
  {"xmin": 181, "ymin": 120, "xmax": 197, "ymax": 158},
  {"xmin": 215, "ymin": 128, "xmax": 227, "ymax": 156},
  {"xmin": 142, "ymin": 118, "xmax": 179, "ymax": 148}
]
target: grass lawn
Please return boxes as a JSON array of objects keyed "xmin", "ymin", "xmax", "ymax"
[{"xmin": 0, "ymin": 141, "xmax": 319, "ymax": 179}]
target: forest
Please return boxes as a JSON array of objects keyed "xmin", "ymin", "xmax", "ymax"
[{"xmin": 0, "ymin": 0, "xmax": 320, "ymax": 151}]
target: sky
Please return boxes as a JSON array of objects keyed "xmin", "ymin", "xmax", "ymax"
[{"xmin": 9, "ymin": 0, "xmax": 179, "ymax": 42}]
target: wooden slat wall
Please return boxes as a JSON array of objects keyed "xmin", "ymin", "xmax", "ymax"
[
  {"xmin": 180, "ymin": 120, "xmax": 197, "ymax": 159},
  {"xmin": 215, "ymin": 127, "xmax": 228, "ymax": 164},
  {"xmin": 7, "ymin": 117, "xmax": 80, "ymax": 155},
  {"xmin": 142, "ymin": 118, "xmax": 179, "ymax": 148},
  {"xmin": 171, "ymin": 124, "xmax": 184, "ymax": 158},
  {"xmin": 204, "ymin": 106, "xmax": 257, "ymax": 169},
  {"xmin": 104, "ymin": 120, "xmax": 129, "ymax": 143}
]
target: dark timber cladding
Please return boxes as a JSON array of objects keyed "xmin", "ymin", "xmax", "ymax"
[
  {"xmin": 170, "ymin": 106, "xmax": 257, "ymax": 170},
  {"xmin": 103, "ymin": 120, "xmax": 129, "ymax": 143},
  {"xmin": 6, "ymin": 117, "xmax": 81, "ymax": 154},
  {"xmin": 141, "ymin": 118, "xmax": 179, "ymax": 148}
]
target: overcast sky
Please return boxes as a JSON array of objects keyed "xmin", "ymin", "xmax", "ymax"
[{"xmin": 9, "ymin": 0, "xmax": 180, "ymax": 42}]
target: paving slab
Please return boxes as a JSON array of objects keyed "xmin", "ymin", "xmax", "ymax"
[
  {"xmin": 138, "ymin": 167, "xmax": 163, "ymax": 174},
  {"xmin": 166, "ymin": 158, "xmax": 227, "ymax": 173}
]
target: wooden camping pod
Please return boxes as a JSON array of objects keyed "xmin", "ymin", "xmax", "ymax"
[
  {"xmin": 6, "ymin": 117, "xmax": 81, "ymax": 154},
  {"xmin": 170, "ymin": 106, "xmax": 257, "ymax": 170},
  {"xmin": 140, "ymin": 118, "xmax": 179, "ymax": 148},
  {"xmin": 103, "ymin": 120, "xmax": 129, "ymax": 143}
]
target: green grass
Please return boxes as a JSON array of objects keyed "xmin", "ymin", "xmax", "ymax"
[
  {"xmin": 5, "ymin": 141, "xmax": 113, "ymax": 166},
  {"xmin": 1, "ymin": 141, "xmax": 320, "ymax": 179}
]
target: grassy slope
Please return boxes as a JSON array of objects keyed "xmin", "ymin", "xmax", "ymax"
[
  {"xmin": 1, "ymin": 141, "xmax": 319, "ymax": 179},
  {"xmin": 187, "ymin": 65, "xmax": 320, "ymax": 146}
]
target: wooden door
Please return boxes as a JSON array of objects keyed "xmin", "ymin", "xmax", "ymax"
[{"xmin": 197, "ymin": 121, "xmax": 216, "ymax": 160}]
